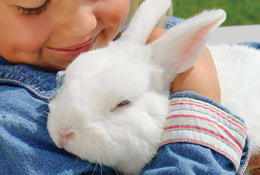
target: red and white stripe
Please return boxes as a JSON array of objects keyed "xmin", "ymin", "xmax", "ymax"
[{"xmin": 161, "ymin": 98, "xmax": 247, "ymax": 170}]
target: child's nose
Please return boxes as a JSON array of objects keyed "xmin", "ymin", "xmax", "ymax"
[
  {"xmin": 57, "ymin": 132, "xmax": 74, "ymax": 148},
  {"xmin": 68, "ymin": 9, "xmax": 97, "ymax": 37}
]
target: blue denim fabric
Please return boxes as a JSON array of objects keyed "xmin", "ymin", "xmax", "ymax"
[
  {"xmin": 164, "ymin": 16, "xmax": 184, "ymax": 29},
  {"xmin": 143, "ymin": 143, "xmax": 236, "ymax": 175},
  {"xmin": 239, "ymin": 42, "xmax": 260, "ymax": 50}
]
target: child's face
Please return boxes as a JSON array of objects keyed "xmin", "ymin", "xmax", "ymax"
[{"xmin": 0, "ymin": 0, "xmax": 129, "ymax": 70}]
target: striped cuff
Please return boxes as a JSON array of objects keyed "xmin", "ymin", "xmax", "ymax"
[{"xmin": 161, "ymin": 96, "xmax": 247, "ymax": 170}]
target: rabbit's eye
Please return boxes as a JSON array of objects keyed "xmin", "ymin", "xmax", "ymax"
[
  {"xmin": 111, "ymin": 100, "xmax": 131, "ymax": 111},
  {"xmin": 117, "ymin": 100, "xmax": 131, "ymax": 107}
]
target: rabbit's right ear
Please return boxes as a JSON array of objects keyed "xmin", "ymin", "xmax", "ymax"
[
  {"xmin": 117, "ymin": 0, "xmax": 171, "ymax": 45},
  {"xmin": 149, "ymin": 9, "xmax": 226, "ymax": 87}
]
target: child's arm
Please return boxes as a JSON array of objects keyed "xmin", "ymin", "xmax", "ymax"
[
  {"xmin": 142, "ymin": 91, "xmax": 249, "ymax": 175},
  {"xmin": 148, "ymin": 28, "xmax": 221, "ymax": 103},
  {"xmin": 142, "ymin": 29, "xmax": 249, "ymax": 175}
]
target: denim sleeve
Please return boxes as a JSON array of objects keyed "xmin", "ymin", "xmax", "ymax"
[
  {"xmin": 163, "ymin": 16, "xmax": 184, "ymax": 29},
  {"xmin": 142, "ymin": 91, "xmax": 250, "ymax": 175}
]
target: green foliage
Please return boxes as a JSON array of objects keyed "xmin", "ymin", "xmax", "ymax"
[{"xmin": 172, "ymin": 0, "xmax": 260, "ymax": 26}]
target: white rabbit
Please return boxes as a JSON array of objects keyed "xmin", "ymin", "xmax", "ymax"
[{"xmin": 47, "ymin": 0, "xmax": 260, "ymax": 174}]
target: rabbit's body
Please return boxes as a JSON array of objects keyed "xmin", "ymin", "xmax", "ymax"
[
  {"xmin": 209, "ymin": 44, "xmax": 260, "ymax": 155},
  {"xmin": 47, "ymin": 0, "xmax": 258, "ymax": 174},
  {"xmin": 48, "ymin": 43, "xmax": 170, "ymax": 174}
]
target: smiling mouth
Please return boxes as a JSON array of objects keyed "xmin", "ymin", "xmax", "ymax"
[{"xmin": 45, "ymin": 38, "xmax": 96, "ymax": 57}]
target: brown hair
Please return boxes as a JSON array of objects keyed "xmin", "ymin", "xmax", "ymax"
[{"xmin": 127, "ymin": 0, "xmax": 173, "ymax": 28}]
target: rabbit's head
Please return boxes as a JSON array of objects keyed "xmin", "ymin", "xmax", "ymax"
[{"xmin": 47, "ymin": 0, "xmax": 226, "ymax": 174}]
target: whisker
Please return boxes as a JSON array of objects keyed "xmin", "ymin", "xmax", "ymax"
[
  {"xmin": 113, "ymin": 167, "xmax": 119, "ymax": 175},
  {"xmin": 58, "ymin": 154, "xmax": 70, "ymax": 172},
  {"xmin": 91, "ymin": 163, "xmax": 98, "ymax": 175},
  {"xmin": 79, "ymin": 162, "xmax": 92, "ymax": 173},
  {"xmin": 72, "ymin": 157, "xmax": 80, "ymax": 166},
  {"xmin": 69, "ymin": 160, "xmax": 86, "ymax": 175},
  {"xmin": 99, "ymin": 162, "xmax": 103, "ymax": 175}
]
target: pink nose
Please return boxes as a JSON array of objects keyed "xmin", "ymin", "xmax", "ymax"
[{"xmin": 58, "ymin": 132, "xmax": 74, "ymax": 148}]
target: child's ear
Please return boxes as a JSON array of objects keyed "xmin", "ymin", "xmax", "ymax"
[{"xmin": 149, "ymin": 9, "xmax": 226, "ymax": 85}]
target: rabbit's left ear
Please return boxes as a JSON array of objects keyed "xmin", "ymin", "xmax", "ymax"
[
  {"xmin": 118, "ymin": 0, "xmax": 171, "ymax": 45},
  {"xmin": 149, "ymin": 9, "xmax": 226, "ymax": 86}
]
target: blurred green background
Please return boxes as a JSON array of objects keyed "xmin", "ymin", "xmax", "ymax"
[{"xmin": 172, "ymin": 0, "xmax": 260, "ymax": 26}]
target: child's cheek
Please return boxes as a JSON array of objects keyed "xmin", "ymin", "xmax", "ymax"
[{"xmin": 11, "ymin": 18, "xmax": 51, "ymax": 53}]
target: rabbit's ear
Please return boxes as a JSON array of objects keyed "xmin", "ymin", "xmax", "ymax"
[
  {"xmin": 117, "ymin": 0, "xmax": 171, "ymax": 45},
  {"xmin": 149, "ymin": 9, "xmax": 226, "ymax": 86}
]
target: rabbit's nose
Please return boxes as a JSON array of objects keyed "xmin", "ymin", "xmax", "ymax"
[{"xmin": 57, "ymin": 132, "xmax": 74, "ymax": 148}]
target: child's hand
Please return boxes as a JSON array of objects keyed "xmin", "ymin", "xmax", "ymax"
[
  {"xmin": 147, "ymin": 28, "xmax": 221, "ymax": 103},
  {"xmin": 247, "ymin": 154, "xmax": 260, "ymax": 175}
]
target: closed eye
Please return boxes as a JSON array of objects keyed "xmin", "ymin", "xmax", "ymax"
[
  {"xmin": 16, "ymin": 0, "xmax": 50, "ymax": 16},
  {"xmin": 111, "ymin": 100, "xmax": 131, "ymax": 112}
]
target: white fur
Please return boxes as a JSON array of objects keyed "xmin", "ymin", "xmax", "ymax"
[
  {"xmin": 209, "ymin": 44, "xmax": 260, "ymax": 155},
  {"xmin": 48, "ymin": 44, "xmax": 169, "ymax": 174},
  {"xmin": 47, "ymin": 0, "xmax": 259, "ymax": 174}
]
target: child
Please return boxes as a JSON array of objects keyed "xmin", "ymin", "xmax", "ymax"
[{"xmin": 0, "ymin": 0, "xmax": 253, "ymax": 174}]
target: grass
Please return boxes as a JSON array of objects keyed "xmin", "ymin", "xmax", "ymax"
[{"xmin": 172, "ymin": 0, "xmax": 260, "ymax": 26}]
